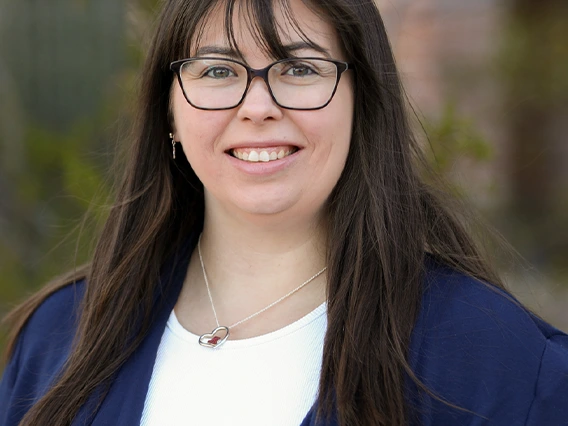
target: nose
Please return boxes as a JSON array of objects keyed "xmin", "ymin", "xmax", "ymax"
[{"xmin": 236, "ymin": 76, "xmax": 283, "ymax": 124}]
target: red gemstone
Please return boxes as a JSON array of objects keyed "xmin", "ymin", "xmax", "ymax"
[{"xmin": 208, "ymin": 336, "xmax": 221, "ymax": 345}]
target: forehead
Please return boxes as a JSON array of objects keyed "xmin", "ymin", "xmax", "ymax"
[{"xmin": 190, "ymin": 0, "xmax": 343, "ymax": 61}]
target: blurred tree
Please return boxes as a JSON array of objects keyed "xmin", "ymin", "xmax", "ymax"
[
  {"xmin": 0, "ymin": 0, "xmax": 133, "ymax": 352},
  {"xmin": 424, "ymin": 101, "xmax": 493, "ymax": 188},
  {"xmin": 501, "ymin": 0, "xmax": 568, "ymax": 273},
  {"xmin": 0, "ymin": 0, "xmax": 165, "ymax": 354}
]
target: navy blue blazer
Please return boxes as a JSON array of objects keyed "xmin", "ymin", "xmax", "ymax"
[{"xmin": 2, "ymin": 244, "xmax": 568, "ymax": 425}]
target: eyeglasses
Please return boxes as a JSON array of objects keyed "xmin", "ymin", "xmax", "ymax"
[{"xmin": 170, "ymin": 57, "xmax": 352, "ymax": 111}]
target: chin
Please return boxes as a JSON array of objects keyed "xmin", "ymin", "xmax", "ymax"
[
  {"xmin": 238, "ymin": 200, "xmax": 298, "ymax": 217},
  {"xmin": 226, "ymin": 193, "xmax": 314, "ymax": 220}
]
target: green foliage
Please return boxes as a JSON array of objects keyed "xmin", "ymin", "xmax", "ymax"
[
  {"xmin": 0, "ymin": 0, "xmax": 158, "ymax": 312},
  {"xmin": 0, "ymin": 2, "xmax": 145, "ymax": 331},
  {"xmin": 0, "ymin": 118, "xmax": 114, "ymax": 353},
  {"xmin": 0, "ymin": 120, "xmax": 113, "ymax": 297},
  {"xmin": 422, "ymin": 101, "xmax": 493, "ymax": 196},
  {"xmin": 0, "ymin": 0, "xmax": 164, "ymax": 358}
]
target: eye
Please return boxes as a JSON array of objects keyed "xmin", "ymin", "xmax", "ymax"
[
  {"xmin": 283, "ymin": 63, "xmax": 318, "ymax": 77},
  {"xmin": 203, "ymin": 66, "xmax": 236, "ymax": 79}
]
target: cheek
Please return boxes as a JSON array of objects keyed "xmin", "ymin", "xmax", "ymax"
[
  {"xmin": 172, "ymin": 88, "xmax": 231, "ymax": 155},
  {"xmin": 301, "ymin": 85, "xmax": 353, "ymax": 159}
]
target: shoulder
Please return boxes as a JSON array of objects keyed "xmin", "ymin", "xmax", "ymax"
[
  {"xmin": 415, "ymin": 259, "xmax": 564, "ymax": 349},
  {"xmin": 0, "ymin": 279, "xmax": 87, "ymax": 425},
  {"xmin": 417, "ymin": 259, "xmax": 558, "ymax": 340},
  {"xmin": 407, "ymin": 259, "xmax": 568, "ymax": 425}
]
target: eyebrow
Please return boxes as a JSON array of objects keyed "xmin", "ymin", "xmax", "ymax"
[{"xmin": 194, "ymin": 41, "xmax": 332, "ymax": 59}]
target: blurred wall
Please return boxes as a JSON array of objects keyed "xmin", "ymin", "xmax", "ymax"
[{"xmin": 0, "ymin": 0, "xmax": 125, "ymax": 131}]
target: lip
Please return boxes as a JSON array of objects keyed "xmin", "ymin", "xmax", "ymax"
[
  {"xmin": 224, "ymin": 140, "xmax": 303, "ymax": 151},
  {"xmin": 225, "ymin": 147, "xmax": 301, "ymax": 176}
]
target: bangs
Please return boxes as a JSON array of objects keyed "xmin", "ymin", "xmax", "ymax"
[{"xmin": 172, "ymin": 0, "xmax": 328, "ymax": 62}]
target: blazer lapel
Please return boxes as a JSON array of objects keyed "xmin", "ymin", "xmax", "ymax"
[{"xmin": 73, "ymin": 234, "xmax": 196, "ymax": 425}]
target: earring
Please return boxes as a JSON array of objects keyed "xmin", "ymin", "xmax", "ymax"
[{"xmin": 169, "ymin": 132, "xmax": 176, "ymax": 160}]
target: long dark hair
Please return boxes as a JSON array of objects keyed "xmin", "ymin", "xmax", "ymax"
[{"xmin": 4, "ymin": 0, "xmax": 504, "ymax": 424}]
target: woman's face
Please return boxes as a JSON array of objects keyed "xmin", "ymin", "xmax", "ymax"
[{"xmin": 171, "ymin": 0, "xmax": 354, "ymax": 226}]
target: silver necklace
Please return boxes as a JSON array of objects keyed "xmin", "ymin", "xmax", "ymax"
[{"xmin": 197, "ymin": 235, "xmax": 327, "ymax": 348}]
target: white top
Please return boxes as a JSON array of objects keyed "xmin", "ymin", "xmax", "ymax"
[{"xmin": 140, "ymin": 303, "xmax": 328, "ymax": 426}]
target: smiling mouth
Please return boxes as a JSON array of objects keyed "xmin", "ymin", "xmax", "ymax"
[{"xmin": 229, "ymin": 147, "xmax": 299, "ymax": 163}]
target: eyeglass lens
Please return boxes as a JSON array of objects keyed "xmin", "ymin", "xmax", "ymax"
[{"xmin": 178, "ymin": 58, "xmax": 339, "ymax": 109}]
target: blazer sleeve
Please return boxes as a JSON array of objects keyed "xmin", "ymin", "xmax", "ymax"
[
  {"xmin": 407, "ymin": 266, "xmax": 568, "ymax": 426},
  {"xmin": 0, "ymin": 281, "xmax": 84, "ymax": 426},
  {"xmin": 0, "ymin": 330, "xmax": 26, "ymax": 426},
  {"xmin": 524, "ymin": 332, "xmax": 568, "ymax": 425}
]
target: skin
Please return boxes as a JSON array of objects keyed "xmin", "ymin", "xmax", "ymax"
[{"xmin": 172, "ymin": 0, "xmax": 354, "ymax": 339}]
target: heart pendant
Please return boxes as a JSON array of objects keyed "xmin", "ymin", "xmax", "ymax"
[{"xmin": 198, "ymin": 326, "xmax": 230, "ymax": 348}]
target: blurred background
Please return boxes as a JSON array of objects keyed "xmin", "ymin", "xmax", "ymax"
[{"xmin": 0, "ymin": 0, "xmax": 567, "ymax": 354}]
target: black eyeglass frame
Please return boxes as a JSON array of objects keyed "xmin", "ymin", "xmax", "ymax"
[{"xmin": 170, "ymin": 56, "xmax": 353, "ymax": 111}]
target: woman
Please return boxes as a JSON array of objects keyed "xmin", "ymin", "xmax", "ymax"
[{"xmin": 1, "ymin": 0, "xmax": 567, "ymax": 425}]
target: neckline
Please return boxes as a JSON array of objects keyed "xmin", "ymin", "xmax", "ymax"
[{"xmin": 168, "ymin": 302, "xmax": 327, "ymax": 350}]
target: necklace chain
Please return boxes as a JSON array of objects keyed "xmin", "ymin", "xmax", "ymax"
[{"xmin": 197, "ymin": 234, "xmax": 327, "ymax": 331}]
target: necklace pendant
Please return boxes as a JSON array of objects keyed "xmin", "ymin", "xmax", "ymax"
[{"xmin": 198, "ymin": 326, "xmax": 230, "ymax": 348}]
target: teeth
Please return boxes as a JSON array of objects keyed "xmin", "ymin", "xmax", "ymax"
[
  {"xmin": 232, "ymin": 149, "xmax": 295, "ymax": 163},
  {"xmin": 259, "ymin": 151, "xmax": 270, "ymax": 162}
]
